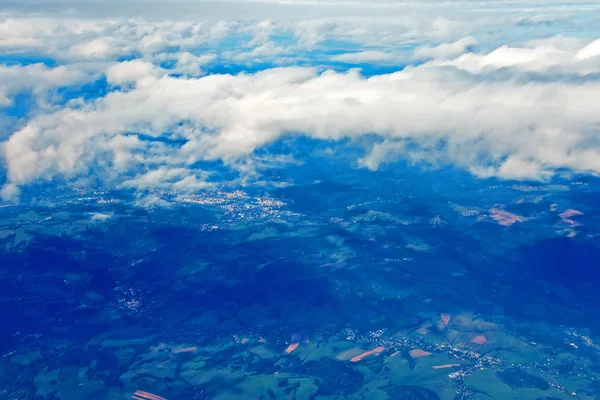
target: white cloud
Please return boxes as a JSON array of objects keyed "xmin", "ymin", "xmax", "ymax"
[
  {"xmin": 174, "ymin": 52, "xmax": 217, "ymax": 75},
  {"xmin": 0, "ymin": 182, "xmax": 20, "ymax": 201},
  {"xmin": 230, "ymin": 41, "xmax": 286, "ymax": 62},
  {"xmin": 0, "ymin": 17, "xmax": 121, "ymax": 54},
  {"xmin": 242, "ymin": 19, "xmax": 276, "ymax": 47},
  {"xmin": 105, "ymin": 59, "xmax": 161, "ymax": 85},
  {"xmin": 151, "ymin": 52, "xmax": 217, "ymax": 76},
  {"xmin": 68, "ymin": 37, "xmax": 124, "ymax": 60},
  {"xmin": 4, "ymin": 36, "xmax": 600, "ymax": 200},
  {"xmin": 413, "ymin": 36, "xmax": 477, "ymax": 60},
  {"xmin": 576, "ymin": 38, "xmax": 600, "ymax": 60},
  {"xmin": 120, "ymin": 167, "xmax": 212, "ymax": 191},
  {"xmin": 90, "ymin": 212, "xmax": 113, "ymax": 222},
  {"xmin": 2, "ymin": 3, "xmax": 600, "ymax": 199},
  {"xmin": 523, "ymin": 35, "xmax": 590, "ymax": 52},
  {"xmin": 0, "ymin": 17, "xmax": 234, "ymax": 66},
  {"xmin": 0, "ymin": 63, "xmax": 90, "ymax": 107},
  {"xmin": 433, "ymin": 38, "xmax": 600, "ymax": 75},
  {"xmin": 331, "ymin": 50, "xmax": 398, "ymax": 63},
  {"xmin": 515, "ymin": 13, "xmax": 571, "ymax": 26}
]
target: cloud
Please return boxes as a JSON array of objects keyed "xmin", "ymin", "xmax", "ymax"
[
  {"xmin": 331, "ymin": 50, "xmax": 399, "ymax": 63},
  {"xmin": 230, "ymin": 41, "xmax": 286, "ymax": 62},
  {"xmin": 577, "ymin": 38, "xmax": 600, "ymax": 60},
  {"xmin": 153, "ymin": 52, "xmax": 217, "ymax": 76},
  {"xmin": 242, "ymin": 19, "xmax": 276, "ymax": 47},
  {"xmin": 0, "ymin": 182, "xmax": 20, "ymax": 201},
  {"xmin": 0, "ymin": 63, "xmax": 90, "ymax": 107},
  {"xmin": 413, "ymin": 36, "xmax": 477, "ymax": 60},
  {"xmin": 0, "ymin": 17, "xmax": 233, "ymax": 64},
  {"xmin": 524, "ymin": 35, "xmax": 591, "ymax": 52},
  {"xmin": 90, "ymin": 212, "xmax": 113, "ymax": 222},
  {"xmin": 2, "ymin": 4, "xmax": 600, "ymax": 199},
  {"xmin": 4, "ymin": 34, "xmax": 600, "ymax": 200},
  {"xmin": 68, "ymin": 37, "xmax": 125, "ymax": 60},
  {"xmin": 431, "ymin": 38, "xmax": 600, "ymax": 75},
  {"xmin": 105, "ymin": 59, "xmax": 161, "ymax": 85},
  {"xmin": 326, "ymin": 36, "xmax": 482, "ymax": 68}
]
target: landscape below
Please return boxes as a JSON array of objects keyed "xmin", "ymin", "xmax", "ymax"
[{"xmin": 1, "ymin": 142, "xmax": 600, "ymax": 399}]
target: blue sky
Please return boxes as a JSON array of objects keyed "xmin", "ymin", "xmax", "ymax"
[{"xmin": 1, "ymin": 0, "xmax": 600, "ymax": 200}]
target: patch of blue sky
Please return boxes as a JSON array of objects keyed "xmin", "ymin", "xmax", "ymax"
[
  {"xmin": 309, "ymin": 41, "xmax": 417, "ymax": 58},
  {"xmin": 215, "ymin": 33, "xmax": 257, "ymax": 51},
  {"xmin": 269, "ymin": 32, "xmax": 297, "ymax": 46},
  {"xmin": 156, "ymin": 34, "xmax": 419, "ymax": 75},
  {"xmin": 314, "ymin": 39, "xmax": 365, "ymax": 53},
  {"xmin": 117, "ymin": 53, "xmax": 143, "ymax": 63},
  {"xmin": 55, "ymin": 77, "xmax": 110, "ymax": 104},
  {"xmin": 0, "ymin": 114, "xmax": 19, "ymax": 140},
  {"xmin": 0, "ymin": 55, "xmax": 58, "ymax": 67},
  {"xmin": 325, "ymin": 62, "xmax": 407, "ymax": 77},
  {"xmin": 204, "ymin": 62, "xmax": 279, "ymax": 75},
  {"xmin": 321, "ymin": 39, "xmax": 419, "ymax": 54},
  {"xmin": 1, "ymin": 92, "xmax": 35, "ymax": 118},
  {"xmin": 123, "ymin": 132, "xmax": 188, "ymax": 147},
  {"xmin": 200, "ymin": 59, "xmax": 384, "ymax": 76},
  {"xmin": 158, "ymin": 58, "xmax": 178, "ymax": 70}
]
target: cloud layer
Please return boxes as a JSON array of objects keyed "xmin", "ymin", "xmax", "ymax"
[{"xmin": 1, "ymin": 2, "xmax": 600, "ymax": 199}]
